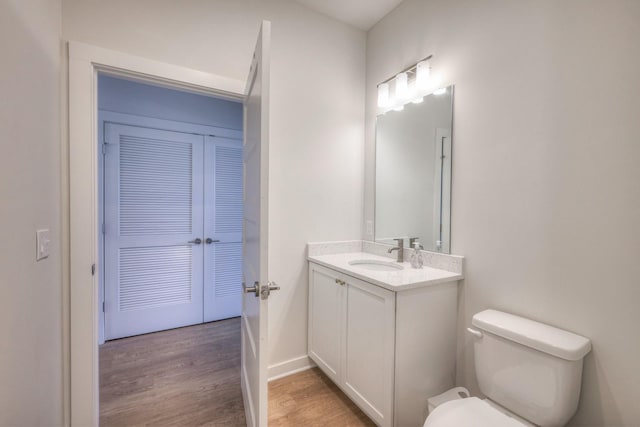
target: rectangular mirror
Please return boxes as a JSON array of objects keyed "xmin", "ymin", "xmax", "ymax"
[{"xmin": 375, "ymin": 85, "xmax": 453, "ymax": 253}]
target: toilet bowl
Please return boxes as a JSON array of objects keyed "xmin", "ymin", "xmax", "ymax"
[
  {"xmin": 425, "ymin": 397, "xmax": 532, "ymax": 427},
  {"xmin": 422, "ymin": 309, "xmax": 591, "ymax": 427}
]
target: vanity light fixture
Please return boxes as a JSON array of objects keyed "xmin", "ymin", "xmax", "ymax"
[
  {"xmin": 377, "ymin": 54, "xmax": 444, "ymax": 113},
  {"xmin": 377, "ymin": 83, "xmax": 390, "ymax": 108},
  {"xmin": 395, "ymin": 72, "xmax": 409, "ymax": 100},
  {"xmin": 415, "ymin": 60, "xmax": 430, "ymax": 90},
  {"xmin": 408, "ymin": 80, "xmax": 423, "ymax": 103}
]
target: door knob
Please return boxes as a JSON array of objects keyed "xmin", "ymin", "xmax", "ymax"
[
  {"xmin": 242, "ymin": 281, "xmax": 260, "ymax": 297},
  {"xmin": 205, "ymin": 238, "xmax": 220, "ymax": 244},
  {"xmin": 188, "ymin": 238, "xmax": 202, "ymax": 244},
  {"xmin": 261, "ymin": 281, "xmax": 280, "ymax": 300}
]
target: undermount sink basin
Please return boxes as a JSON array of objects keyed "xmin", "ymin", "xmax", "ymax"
[{"xmin": 348, "ymin": 259, "xmax": 404, "ymax": 271}]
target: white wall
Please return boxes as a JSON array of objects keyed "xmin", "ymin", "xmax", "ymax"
[
  {"xmin": 63, "ymin": 0, "xmax": 365, "ymax": 372},
  {"xmin": 366, "ymin": 1, "xmax": 640, "ymax": 426},
  {"xmin": 0, "ymin": 0, "xmax": 63, "ymax": 425}
]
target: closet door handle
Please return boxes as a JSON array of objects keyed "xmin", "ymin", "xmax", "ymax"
[
  {"xmin": 188, "ymin": 238, "xmax": 202, "ymax": 245},
  {"xmin": 205, "ymin": 238, "xmax": 220, "ymax": 244}
]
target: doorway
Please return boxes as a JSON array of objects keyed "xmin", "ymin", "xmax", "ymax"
[
  {"xmin": 96, "ymin": 74, "xmax": 245, "ymax": 422},
  {"xmin": 67, "ymin": 35, "xmax": 269, "ymax": 425},
  {"xmin": 98, "ymin": 75, "xmax": 243, "ymax": 341}
]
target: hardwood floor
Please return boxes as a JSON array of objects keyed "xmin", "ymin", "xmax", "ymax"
[
  {"xmin": 100, "ymin": 318, "xmax": 245, "ymax": 426},
  {"xmin": 269, "ymin": 368, "xmax": 375, "ymax": 427},
  {"xmin": 100, "ymin": 319, "xmax": 374, "ymax": 426}
]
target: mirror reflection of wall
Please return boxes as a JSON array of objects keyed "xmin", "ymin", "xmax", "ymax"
[{"xmin": 375, "ymin": 86, "xmax": 453, "ymax": 253}]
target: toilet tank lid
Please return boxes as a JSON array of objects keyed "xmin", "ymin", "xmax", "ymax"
[{"xmin": 472, "ymin": 310, "xmax": 591, "ymax": 361}]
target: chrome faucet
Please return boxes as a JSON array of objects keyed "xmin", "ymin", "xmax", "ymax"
[{"xmin": 387, "ymin": 238, "xmax": 404, "ymax": 263}]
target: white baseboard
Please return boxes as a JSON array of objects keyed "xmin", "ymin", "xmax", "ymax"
[{"xmin": 268, "ymin": 355, "xmax": 315, "ymax": 382}]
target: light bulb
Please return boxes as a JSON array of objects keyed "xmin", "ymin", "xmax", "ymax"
[
  {"xmin": 407, "ymin": 80, "xmax": 417, "ymax": 100},
  {"xmin": 395, "ymin": 72, "xmax": 409, "ymax": 100},
  {"xmin": 430, "ymin": 73, "xmax": 442, "ymax": 90},
  {"xmin": 377, "ymin": 83, "xmax": 390, "ymax": 108},
  {"xmin": 416, "ymin": 60, "xmax": 430, "ymax": 90}
]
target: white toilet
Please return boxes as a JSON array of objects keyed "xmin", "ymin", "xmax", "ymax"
[{"xmin": 424, "ymin": 309, "xmax": 591, "ymax": 427}]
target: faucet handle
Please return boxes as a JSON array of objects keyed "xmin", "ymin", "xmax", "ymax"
[{"xmin": 393, "ymin": 238, "xmax": 404, "ymax": 248}]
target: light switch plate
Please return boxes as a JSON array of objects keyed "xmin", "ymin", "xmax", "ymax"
[{"xmin": 36, "ymin": 229, "xmax": 50, "ymax": 261}]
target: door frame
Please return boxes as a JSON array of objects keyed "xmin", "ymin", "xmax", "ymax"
[{"xmin": 68, "ymin": 41, "xmax": 244, "ymax": 426}]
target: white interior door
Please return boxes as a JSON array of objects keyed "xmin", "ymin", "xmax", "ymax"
[
  {"xmin": 241, "ymin": 20, "xmax": 271, "ymax": 427},
  {"xmin": 104, "ymin": 123, "xmax": 204, "ymax": 340},
  {"xmin": 204, "ymin": 136, "xmax": 244, "ymax": 322}
]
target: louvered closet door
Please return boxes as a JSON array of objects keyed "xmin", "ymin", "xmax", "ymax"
[
  {"xmin": 104, "ymin": 123, "xmax": 204, "ymax": 340},
  {"xmin": 203, "ymin": 137, "xmax": 243, "ymax": 322}
]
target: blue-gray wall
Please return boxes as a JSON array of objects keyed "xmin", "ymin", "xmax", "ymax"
[{"xmin": 98, "ymin": 75, "xmax": 242, "ymax": 129}]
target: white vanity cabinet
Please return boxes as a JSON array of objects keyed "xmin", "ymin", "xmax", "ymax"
[
  {"xmin": 309, "ymin": 263, "xmax": 395, "ymax": 425},
  {"xmin": 308, "ymin": 261, "xmax": 458, "ymax": 427}
]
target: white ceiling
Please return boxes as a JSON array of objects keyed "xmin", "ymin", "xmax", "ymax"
[{"xmin": 294, "ymin": 0, "xmax": 404, "ymax": 31}]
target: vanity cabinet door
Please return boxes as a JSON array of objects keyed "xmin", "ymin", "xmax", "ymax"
[
  {"xmin": 343, "ymin": 276, "xmax": 395, "ymax": 427},
  {"xmin": 308, "ymin": 263, "xmax": 344, "ymax": 383}
]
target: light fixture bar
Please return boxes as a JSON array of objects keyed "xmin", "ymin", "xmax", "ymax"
[{"xmin": 377, "ymin": 54, "xmax": 433, "ymax": 87}]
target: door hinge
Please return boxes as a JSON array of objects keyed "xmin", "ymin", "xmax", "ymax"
[
  {"xmin": 91, "ymin": 263, "xmax": 96, "ymax": 276},
  {"xmin": 102, "ymin": 143, "xmax": 107, "ymax": 155},
  {"xmin": 102, "ymin": 223, "xmax": 106, "ymax": 234},
  {"xmin": 102, "ymin": 302, "xmax": 105, "ymax": 312}
]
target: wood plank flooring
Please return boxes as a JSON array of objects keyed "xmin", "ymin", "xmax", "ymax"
[
  {"xmin": 268, "ymin": 368, "xmax": 375, "ymax": 427},
  {"xmin": 100, "ymin": 318, "xmax": 245, "ymax": 426},
  {"xmin": 100, "ymin": 318, "xmax": 374, "ymax": 426}
]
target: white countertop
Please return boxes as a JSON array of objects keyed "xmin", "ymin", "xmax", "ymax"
[{"xmin": 308, "ymin": 251, "xmax": 463, "ymax": 292}]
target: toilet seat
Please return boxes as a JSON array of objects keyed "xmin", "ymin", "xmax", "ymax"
[{"xmin": 424, "ymin": 397, "xmax": 527, "ymax": 427}]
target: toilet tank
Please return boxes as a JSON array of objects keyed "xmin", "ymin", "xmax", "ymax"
[{"xmin": 471, "ymin": 310, "xmax": 591, "ymax": 427}]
